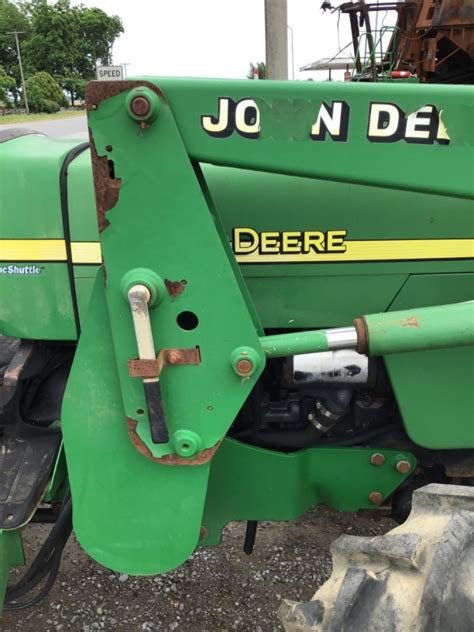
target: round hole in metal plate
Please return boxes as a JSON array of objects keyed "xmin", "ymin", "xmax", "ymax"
[{"xmin": 177, "ymin": 311, "xmax": 199, "ymax": 331}]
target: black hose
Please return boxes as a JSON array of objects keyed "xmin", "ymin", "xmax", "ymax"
[
  {"xmin": 4, "ymin": 545, "xmax": 64, "ymax": 610},
  {"xmin": 7, "ymin": 494, "xmax": 71, "ymax": 592},
  {"xmin": 249, "ymin": 424, "xmax": 396, "ymax": 450},
  {"xmin": 4, "ymin": 493, "xmax": 72, "ymax": 609}
]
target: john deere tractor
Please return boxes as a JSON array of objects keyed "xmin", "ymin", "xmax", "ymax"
[{"xmin": 0, "ymin": 76, "xmax": 473, "ymax": 630}]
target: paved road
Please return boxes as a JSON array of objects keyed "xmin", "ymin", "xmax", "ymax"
[{"xmin": 0, "ymin": 114, "xmax": 87, "ymax": 140}]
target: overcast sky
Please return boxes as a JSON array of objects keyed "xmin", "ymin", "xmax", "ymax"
[{"xmin": 69, "ymin": 0, "xmax": 394, "ymax": 81}]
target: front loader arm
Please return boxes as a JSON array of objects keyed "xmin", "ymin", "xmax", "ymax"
[
  {"xmin": 152, "ymin": 78, "xmax": 473, "ymax": 199},
  {"xmin": 60, "ymin": 78, "xmax": 473, "ymax": 576}
]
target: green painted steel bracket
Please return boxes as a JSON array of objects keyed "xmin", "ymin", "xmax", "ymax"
[
  {"xmin": 0, "ymin": 529, "xmax": 25, "ymax": 614},
  {"xmin": 201, "ymin": 439, "xmax": 416, "ymax": 546},
  {"xmin": 63, "ymin": 278, "xmax": 215, "ymax": 574}
]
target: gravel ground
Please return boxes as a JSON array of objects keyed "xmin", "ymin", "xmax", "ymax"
[{"xmin": 1, "ymin": 507, "xmax": 394, "ymax": 632}]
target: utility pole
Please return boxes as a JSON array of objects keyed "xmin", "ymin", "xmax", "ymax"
[
  {"xmin": 264, "ymin": 0, "xmax": 288, "ymax": 80},
  {"xmin": 7, "ymin": 31, "xmax": 29, "ymax": 114},
  {"xmin": 287, "ymin": 25, "xmax": 295, "ymax": 80},
  {"xmin": 120, "ymin": 62, "xmax": 130, "ymax": 78}
]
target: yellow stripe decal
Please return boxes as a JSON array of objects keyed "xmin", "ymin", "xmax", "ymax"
[
  {"xmin": 70, "ymin": 242, "xmax": 102, "ymax": 264},
  {"xmin": 235, "ymin": 239, "xmax": 474, "ymax": 264},
  {"xmin": 0, "ymin": 240, "xmax": 102, "ymax": 264},
  {"xmin": 0, "ymin": 239, "xmax": 67, "ymax": 262},
  {"xmin": 0, "ymin": 239, "xmax": 473, "ymax": 265}
]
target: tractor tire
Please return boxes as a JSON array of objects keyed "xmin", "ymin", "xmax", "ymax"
[{"xmin": 279, "ymin": 483, "xmax": 474, "ymax": 632}]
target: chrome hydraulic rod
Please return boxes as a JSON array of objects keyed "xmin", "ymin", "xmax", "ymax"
[{"xmin": 260, "ymin": 301, "xmax": 474, "ymax": 358}]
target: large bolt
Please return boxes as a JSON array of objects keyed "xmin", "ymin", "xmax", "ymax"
[
  {"xmin": 130, "ymin": 95, "xmax": 151, "ymax": 118},
  {"xmin": 396, "ymin": 460, "xmax": 411, "ymax": 474},
  {"xmin": 231, "ymin": 346, "xmax": 260, "ymax": 378},
  {"xmin": 370, "ymin": 453, "xmax": 385, "ymax": 466},
  {"xmin": 126, "ymin": 87, "xmax": 160, "ymax": 124},
  {"xmin": 236, "ymin": 358, "xmax": 254, "ymax": 376},
  {"xmin": 369, "ymin": 491, "xmax": 383, "ymax": 505}
]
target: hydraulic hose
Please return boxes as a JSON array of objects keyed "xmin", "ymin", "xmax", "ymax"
[
  {"xmin": 4, "ymin": 493, "xmax": 72, "ymax": 610},
  {"xmin": 250, "ymin": 424, "xmax": 397, "ymax": 451}
]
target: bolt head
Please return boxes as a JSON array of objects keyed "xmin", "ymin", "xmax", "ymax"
[
  {"xmin": 130, "ymin": 95, "xmax": 151, "ymax": 118},
  {"xmin": 396, "ymin": 460, "xmax": 411, "ymax": 474},
  {"xmin": 371, "ymin": 453, "xmax": 385, "ymax": 466},
  {"xmin": 173, "ymin": 429, "xmax": 201, "ymax": 458},
  {"xmin": 231, "ymin": 346, "xmax": 260, "ymax": 378},
  {"xmin": 369, "ymin": 491, "xmax": 383, "ymax": 505},
  {"xmin": 236, "ymin": 358, "xmax": 253, "ymax": 376},
  {"xmin": 167, "ymin": 350, "xmax": 183, "ymax": 365}
]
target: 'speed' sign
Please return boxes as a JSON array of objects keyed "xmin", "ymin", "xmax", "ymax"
[{"xmin": 96, "ymin": 65, "xmax": 124, "ymax": 81}]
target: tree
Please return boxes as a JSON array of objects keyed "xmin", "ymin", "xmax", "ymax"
[
  {"xmin": 0, "ymin": 1, "xmax": 31, "ymax": 103},
  {"xmin": 61, "ymin": 74, "xmax": 86, "ymax": 105},
  {"xmin": 23, "ymin": 1, "xmax": 79, "ymax": 80},
  {"xmin": 247, "ymin": 62, "xmax": 266, "ymax": 80},
  {"xmin": 25, "ymin": 70, "xmax": 63, "ymax": 112},
  {"xmin": 23, "ymin": 0, "xmax": 123, "ymax": 103},
  {"xmin": 0, "ymin": 64, "xmax": 15, "ymax": 104},
  {"xmin": 77, "ymin": 6, "xmax": 123, "ymax": 69}
]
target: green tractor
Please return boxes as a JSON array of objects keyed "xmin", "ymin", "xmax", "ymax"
[{"xmin": 0, "ymin": 77, "xmax": 473, "ymax": 629}]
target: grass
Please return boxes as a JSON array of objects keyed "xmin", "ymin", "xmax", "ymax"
[{"xmin": 0, "ymin": 109, "xmax": 85, "ymax": 125}]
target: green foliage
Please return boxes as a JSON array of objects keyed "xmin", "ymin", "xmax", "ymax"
[
  {"xmin": 25, "ymin": 70, "xmax": 63, "ymax": 112},
  {"xmin": 0, "ymin": 0, "xmax": 123, "ymax": 103},
  {"xmin": 0, "ymin": 64, "xmax": 15, "ymax": 103},
  {"xmin": 0, "ymin": 1, "xmax": 30, "ymax": 101},
  {"xmin": 61, "ymin": 75, "xmax": 86, "ymax": 104},
  {"xmin": 247, "ymin": 62, "xmax": 266, "ymax": 80},
  {"xmin": 0, "ymin": 1, "xmax": 30, "ymax": 74}
]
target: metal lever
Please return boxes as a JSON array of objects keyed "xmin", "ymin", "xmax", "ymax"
[{"xmin": 127, "ymin": 284, "xmax": 169, "ymax": 444}]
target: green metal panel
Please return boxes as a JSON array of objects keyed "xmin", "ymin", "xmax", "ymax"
[
  {"xmin": 2, "ymin": 125, "xmax": 473, "ymax": 336},
  {"xmin": 201, "ymin": 439, "xmax": 416, "ymax": 546},
  {"xmin": 67, "ymin": 150, "xmax": 97, "ymax": 242},
  {"xmin": 0, "ymin": 265, "xmax": 75, "ymax": 339},
  {"xmin": 74, "ymin": 276, "xmax": 97, "ymax": 324},
  {"xmin": 0, "ymin": 135, "xmax": 77, "ymax": 340},
  {"xmin": 385, "ymin": 274, "xmax": 474, "ymax": 448},
  {"xmin": 208, "ymin": 165, "xmax": 473, "ymax": 327},
  {"xmin": 239, "ymin": 274, "xmax": 409, "ymax": 329},
  {"xmin": 159, "ymin": 78, "xmax": 474, "ymax": 199},
  {"xmin": 62, "ymin": 277, "xmax": 213, "ymax": 574},
  {"xmin": 59, "ymin": 155, "xmax": 474, "ymax": 331}
]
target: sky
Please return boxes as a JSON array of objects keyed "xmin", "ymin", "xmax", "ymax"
[{"xmin": 69, "ymin": 0, "xmax": 394, "ymax": 81}]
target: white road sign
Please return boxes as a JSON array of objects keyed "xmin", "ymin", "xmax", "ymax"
[{"xmin": 96, "ymin": 65, "xmax": 124, "ymax": 81}]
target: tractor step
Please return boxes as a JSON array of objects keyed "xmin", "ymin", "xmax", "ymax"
[{"xmin": 0, "ymin": 424, "xmax": 61, "ymax": 530}]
